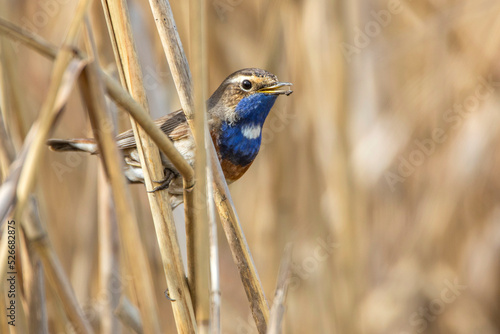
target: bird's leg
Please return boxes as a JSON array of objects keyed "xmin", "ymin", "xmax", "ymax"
[{"xmin": 148, "ymin": 168, "xmax": 175, "ymax": 193}]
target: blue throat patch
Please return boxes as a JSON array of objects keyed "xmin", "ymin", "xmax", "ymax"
[{"xmin": 218, "ymin": 93, "xmax": 278, "ymax": 166}]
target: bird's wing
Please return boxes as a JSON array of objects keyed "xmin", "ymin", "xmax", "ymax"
[{"xmin": 116, "ymin": 109, "xmax": 189, "ymax": 150}]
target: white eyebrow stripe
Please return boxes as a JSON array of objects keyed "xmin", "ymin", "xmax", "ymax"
[
  {"xmin": 241, "ymin": 124, "xmax": 261, "ymax": 139},
  {"xmin": 228, "ymin": 76, "xmax": 246, "ymax": 84}
]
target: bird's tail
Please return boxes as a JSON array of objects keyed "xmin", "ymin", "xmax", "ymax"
[{"xmin": 47, "ymin": 138, "xmax": 98, "ymax": 154}]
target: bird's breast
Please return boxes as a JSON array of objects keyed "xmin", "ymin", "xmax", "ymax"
[
  {"xmin": 220, "ymin": 158, "xmax": 254, "ymax": 183},
  {"xmin": 211, "ymin": 131, "xmax": 257, "ymax": 183}
]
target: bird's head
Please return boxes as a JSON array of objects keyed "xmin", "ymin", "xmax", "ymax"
[
  {"xmin": 207, "ymin": 68, "xmax": 292, "ymax": 177},
  {"xmin": 207, "ymin": 68, "xmax": 292, "ymax": 128}
]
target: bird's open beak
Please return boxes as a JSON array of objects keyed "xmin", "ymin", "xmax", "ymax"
[{"xmin": 258, "ymin": 82, "xmax": 293, "ymax": 96}]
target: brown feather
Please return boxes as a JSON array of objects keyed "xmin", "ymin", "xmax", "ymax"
[{"xmin": 116, "ymin": 109, "xmax": 188, "ymax": 150}]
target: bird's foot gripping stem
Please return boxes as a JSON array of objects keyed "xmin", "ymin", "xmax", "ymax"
[{"xmin": 148, "ymin": 168, "xmax": 175, "ymax": 193}]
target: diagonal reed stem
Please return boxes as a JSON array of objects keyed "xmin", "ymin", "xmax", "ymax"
[
  {"xmin": 99, "ymin": 0, "xmax": 197, "ymax": 332},
  {"xmin": 80, "ymin": 19, "xmax": 163, "ymax": 333},
  {"xmin": 0, "ymin": 2, "xmax": 94, "ymax": 331},
  {"xmin": 0, "ymin": 17, "xmax": 195, "ymax": 186},
  {"xmin": 0, "ymin": 7, "xmax": 268, "ymax": 333},
  {"xmin": 14, "ymin": 0, "xmax": 90, "ymax": 225},
  {"xmin": 145, "ymin": 1, "xmax": 270, "ymax": 332}
]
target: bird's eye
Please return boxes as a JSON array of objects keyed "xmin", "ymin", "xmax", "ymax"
[{"xmin": 241, "ymin": 79, "xmax": 252, "ymax": 91}]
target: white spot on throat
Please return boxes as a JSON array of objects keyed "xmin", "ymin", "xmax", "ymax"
[{"xmin": 241, "ymin": 124, "xmax": 261, "ymax": 140}]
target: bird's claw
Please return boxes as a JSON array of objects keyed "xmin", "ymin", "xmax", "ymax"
[{"xmin": 148, "ymin": 168, "xmax": 175, "ymax": 193}]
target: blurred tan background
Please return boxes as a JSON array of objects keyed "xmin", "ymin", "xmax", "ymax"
[{"xmin": 2, "ymin": 0, "xmax": 500, "ymax": 333}]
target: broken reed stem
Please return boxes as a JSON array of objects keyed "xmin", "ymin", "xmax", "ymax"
[
  {"xmin": 81, "ymin": 20, "xmax": 162, "ymax": 333},
  {"xmin": 145, "ymin": 1, "xmax": 269, "ymax": 331},
  {"xmin": 100, "ymin": 0, "xmax": 197, "ymax": 332}
]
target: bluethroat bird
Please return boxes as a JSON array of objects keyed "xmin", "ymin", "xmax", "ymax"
[{"xmin": 47, "ymin": 68, "xmax": 293, "ymax": 207}]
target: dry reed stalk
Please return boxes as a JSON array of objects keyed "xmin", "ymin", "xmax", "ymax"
[
  {"xmin": 189, "ymin": 0, "xmax": 211, "ymax": 330},
  {"xmin": 22, "ymin": 213, "xmax": 49, "ymax": 334},
  {"xmin": 0, "ymin": 134, "xmax": 78, "ymax": 334},
  {"xmin": 0, "ymin": 55, "xmax": 92, "ymax": 334},
  {"xmin": 13, "ymin": 226, "xmax": 30, "ymax": 334},
  {"xmin": 0, "ymin": 112, "xmax": 13, "ymax": 282},
  {"xmin": 207, "ymin": 169, "xmax": 220, "ymax": 334},
  {"xmin": 146, "ymin": 0, "xmax": 194, "ymax": 120},
  {"xmin": 0, "ymin": 18, "xmax": 55, "ymax": 62},
  {"xmin": 27, "ymin": 262, "xmax": 48, "ymax": 334},
  {"xmin": 115, "ymin": 296, "xmax": 143, "ymax": 334},
  {"xmin": 0, "ymin": 131, "xmax": 31, "ymax": 231},
  {"xmin": 100, "ymin": 0, "xmax": 197, "ymax": 332},
  {"xmin": 0, "ymin": 49, "xmax": 86, "ymax": 223},
  {"xmin": 17, "ymin": 222, "xmax": 39, "ymax": 334},
  {"xmin": 36, "ymin": 245, "xmax": 92, "ymax": 333},
  {"xmin": 102, "ymin": 75, "xmax": 194, "ymax": 180},
  {"xmin": 0, "ymin": 39, "xmax": 31, "ymax": 147},
  {"xmin": 0, "ymin": 89, "xmax": 19, "ymax": 222},
  {"xmin": 144, "ymin": 1, "xmax": 199, "ymax": 308},
  {"xmin": 80, "ymin": 21, "xmax": 162, "ymax": 333},
  {"xmin": 0, "ymin": 3, "xmax": 105, "ymax": 332},
  {"xmin": 96, "ymin": 166, "xmax": 120, "ymax": 333},
  {"xmin": 0, "ymin": 114, "xmax": 91, "ymax": 333},
  {"xmin": 144, "ymin": 1, "xmax": 269, "ymax": 332},
  {"xmin": 210, "ymin": 142, "xmax": 270, "ymax": 332},
  {"xmin": 10, "ymin": 281, "xmax": 28, "ymax": 334},
  {"xmin": 0, "ymin": 19, "xmax": 194, "ymax": 183},
  {"xmin": 329, "ymin": 2, "xmax": 362, "ymax": 332},
  {"xmin": 266, "ymin": 244, "xmax": 292, "ymax": 334},
  {"xmin": 14, "ymin": 0, "xmax": 90, "ymax": 217},
  {"xmin": 26, "ymin": 213, "xmax": 93, "ymax": 334},
  {"xmin": 0, "ymin": 45, "xmax": 16, "ymax": 170}
]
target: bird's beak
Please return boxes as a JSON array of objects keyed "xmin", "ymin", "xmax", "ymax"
[{"xmin": 258, "ymin": 82, "xmax": 293, "ymax": 96}]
